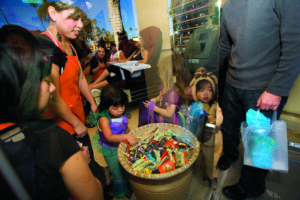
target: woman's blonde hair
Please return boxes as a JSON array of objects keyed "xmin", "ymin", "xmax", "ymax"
[
  {"xmin": 158, "ymin": 56, "xmax": 174, "ymax": 92},
  {"xmin": 158, "ymin": 55, "xmax": 188, "ymax": 103}
]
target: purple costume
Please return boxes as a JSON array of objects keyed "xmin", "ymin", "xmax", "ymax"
[
  {"xmin": 97, "ymin": 110, "xmax": 128, "ymax": 150},
  {"xmin": 138, "ymin": 84, "xmax": 181, "ymax": 126}
]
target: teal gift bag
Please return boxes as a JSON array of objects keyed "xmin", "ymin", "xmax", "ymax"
[{"xmin": 241, "ymin": 109, "xmax": 288, "ymax": 173}]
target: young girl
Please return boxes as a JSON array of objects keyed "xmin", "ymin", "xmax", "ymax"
[
  {"xmin": 189, "ymin": 69, "xmax": 223, "ymax": 189},
  {"xmin": 97, "ymin": 85, "xmax": 137, "ymax": 198},
  {"xmin": 138, "ymin": 56, "xmax": 183, "ymax": 126}
]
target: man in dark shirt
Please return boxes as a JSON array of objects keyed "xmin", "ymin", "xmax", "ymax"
[{"xmin": 218, "ymin": 0, "xmax": 300, "ymax": 199}]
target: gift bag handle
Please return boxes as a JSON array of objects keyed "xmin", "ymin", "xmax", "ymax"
[
  {"xmin": 272, "ymin": 110, "xmax": 278, "ymax": 123},
  {"xmin": 255, "ymin": 108, "xmax": 277, "ymax": 124}
]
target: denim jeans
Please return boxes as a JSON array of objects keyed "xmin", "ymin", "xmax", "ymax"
[{"xmin": 221, "ymin": 82, "xmax": 287, "ymax": 195}]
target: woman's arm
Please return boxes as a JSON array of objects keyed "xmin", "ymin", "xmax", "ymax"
[
  {"xmin": 139, "ymin": 50, "xmax": 148, "ymax": 64},
  {"xmin": 126, "ymin": 50, "xmax": 137, "ymax": 61},
  {"xmin": 92, "ymin": 69, "xmax": 110, "ymax": 85},
  {"xmin": 118, "ymin": 51, "xmax": 126, "ymax": 62},
  {"xmin": 143, "ymin": 101, "xmax": 176, "ymax": 118},
  {"xmin": 50, "ymin": 64, "xmax": 87, "ymax": 137},
  {"xmin": 60, "ymin": 151, "xmax": 103, "ymax": 200},
  {"xmin": 79, "ymin": 70, "xmax": 97, "ymax": 112},
  {"xmin": 99, "ymin": 117, "xmax": 136, "ymax": 145}
]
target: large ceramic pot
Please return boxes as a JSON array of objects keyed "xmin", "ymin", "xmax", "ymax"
[{"xmin": 118, "ymin": 123, "xmax": 200, "ymax": 200}]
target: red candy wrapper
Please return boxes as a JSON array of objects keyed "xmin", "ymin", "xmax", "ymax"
[
  {"xmin": 158, "ymin": 160, "xmax": 175, "ymax": 173},
  {"xmin": 164, "ymin": 140, "xmax": 178, "ymax": 148},
  {"xmin": 124, "ymin": 141, "xmax": 132, "ymax": 149}
]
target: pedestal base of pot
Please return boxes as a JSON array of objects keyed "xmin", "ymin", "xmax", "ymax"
[{"xmin": 129, "ymin": 168, "xmax": 192, "ymax": 200}]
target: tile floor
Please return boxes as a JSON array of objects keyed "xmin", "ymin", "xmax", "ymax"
[{"xmin": 88, "ymin": 105, "xmax": 300, "ymax": 200}]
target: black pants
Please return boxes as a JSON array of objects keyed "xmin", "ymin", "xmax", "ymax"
[{"xmin": 221, "ymin": 82, "xmax": 287, "ymax": 195}]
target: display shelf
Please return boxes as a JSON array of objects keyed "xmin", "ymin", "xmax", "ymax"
[
  {"xmin": 172, "ymin": 0, "xmax": 198, "ymax": 10},
  {"xmin": 171, "ymin": 0, "xmax": 212, "ymax": 54},
  {"xmin": 172, "ymin": 5, "xmax": 209, "ymax": 18},
  {"xmin": 173, "ymin": 15, "xmax": 209, "ymax": 25},
  {"xmin": 175, "ymin": 44, "xmax": 187, "ymax": 47},
  {"xmin": 176, "ymin": 24, "xmax": 207, "ymax": 32},
  {"xmin": 174, "ymin": 35, "xmax": 191, "ymax": 40}
]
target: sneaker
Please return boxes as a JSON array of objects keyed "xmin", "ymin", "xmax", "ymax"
[{"xmin": 223, "ymin": 183, "xmax": 253, "ymax": 200}]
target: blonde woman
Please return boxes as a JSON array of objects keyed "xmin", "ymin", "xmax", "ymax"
[
  {"xmin": 138, "ymin": 56, "xmax": 182, "ymax": 126},
  {"xmin": 126, "ymin": 37, "xmax": 148, "ymax": 64}
]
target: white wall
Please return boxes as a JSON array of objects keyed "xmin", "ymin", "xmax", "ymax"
[{"xmin": 135, "ymin": 0, "xmax": 172, "ymax": 60}]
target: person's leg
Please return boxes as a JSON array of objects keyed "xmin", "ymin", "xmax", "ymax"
[
  {"xmin": 219, "ymin": 82, "xmax": 244, "ymax": 169},
  {"xmin": 202, "ymin": 135, "xmax": 215, "ymax": 180},
  {"xmin": 102, "ymin": 148, "xmax": 127, "ymax": 183},
  {"xmin": 223, "ymin": 91, "xmax": 288, "ymax": 198},
  {"xmin": 238, "ymin": 94, "xmax": 288, "ymax": 195},
  {"xmin": 213, "ymin": 131, "xmax": 223, "ymax": 178},
  {"xmin": 102, "ymin": 148, "xmax": 129, "ymax": 197}
]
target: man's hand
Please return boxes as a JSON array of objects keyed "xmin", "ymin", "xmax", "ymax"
[{"xmin": 257, "ymin": 91, "xmax": 282, "ymax": 110}]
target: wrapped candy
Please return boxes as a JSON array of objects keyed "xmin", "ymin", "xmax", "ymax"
[
  {"xmin": 158, "ymin": 160, "xmax": 175, "ymax": 173},
  {"xmin": 124, "ymin": 127, "xmax": 193, "ymax": 174}
]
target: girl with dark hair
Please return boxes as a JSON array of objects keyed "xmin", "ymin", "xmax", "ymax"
[
  {"xmin": 189, "ymin": 69, "xmax": 218, "ymax": 121},
  {"xmin": 96, "ymin": 85, "xmax": 136, "ymax": 198},
  {"xmin": 0, "ymin": 24, "xmax": 103, "ymax": 200},
  {"xmin": 188, "ymin": 69, "xmax": 223, "ymax": 189},
  {"xmin": 89, "ymin": 45, "xmax": 107, "ymax": 81}
]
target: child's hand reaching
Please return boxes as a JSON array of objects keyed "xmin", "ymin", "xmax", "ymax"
[
  {"xmin": 126, "ymin": 135, "xmax": 137, "ymax": 146},
  {"xmin": 143, "ymin": 100, "xmax": 156, "ymax": 109},
  {"xmin": 143, "ymin": 101, "xmax": 150, "ymax": 108}
]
